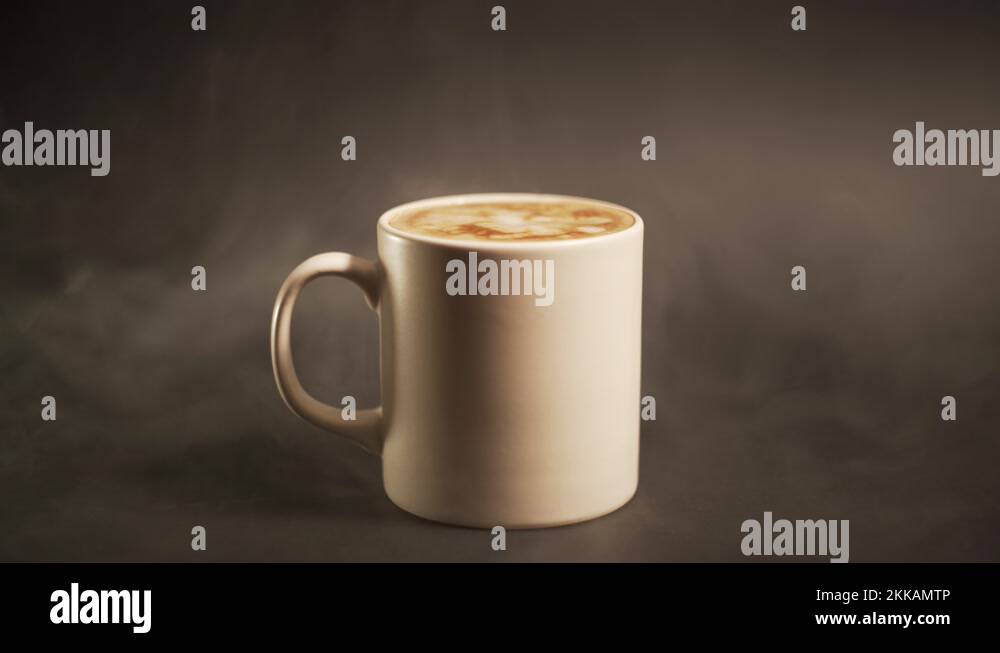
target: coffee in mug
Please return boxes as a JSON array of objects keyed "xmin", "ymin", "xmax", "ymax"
[
  {"xmin": 271, "ymin": 193, "xmax": 643, "ymax": 528},
  {"xmin": 389, "ymin": 200, "xmax": 634, "ymax": 241}
]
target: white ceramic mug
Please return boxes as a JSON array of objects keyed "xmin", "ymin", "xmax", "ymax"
[{"xmin": 271, "ymin": 193, "xmax": 643, "ymax": 528}]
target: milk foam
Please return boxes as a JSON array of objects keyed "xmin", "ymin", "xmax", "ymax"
[{"xmin": 390, "ymin": 201, "xmax": 634, "ymax": 241}]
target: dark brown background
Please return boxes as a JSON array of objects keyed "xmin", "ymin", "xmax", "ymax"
[{"xmin": 2, "ymin": 0, "xmax": 998, "ymax": 561}]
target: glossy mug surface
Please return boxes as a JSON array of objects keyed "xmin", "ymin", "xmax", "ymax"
[{"xmin": 271, "ymin": 193, "xmax": 644, "ymax": 528}]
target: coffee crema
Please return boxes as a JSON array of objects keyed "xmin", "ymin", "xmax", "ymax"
[{"xmin": 389, "ymin": 201, "xmax": 634, "ymax": 242}]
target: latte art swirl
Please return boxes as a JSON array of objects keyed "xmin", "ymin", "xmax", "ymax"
[{"xmin": 390, "ymin": 201, "xmax": 634, "ymax": 242}]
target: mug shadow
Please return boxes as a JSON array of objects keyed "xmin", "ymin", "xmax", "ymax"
[{"xmin": 119, "ymin": 427, "xmax": 398, "ymax": 523}]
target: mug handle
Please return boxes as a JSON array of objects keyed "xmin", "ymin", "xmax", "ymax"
[{"xmin": 270, "ymin": 252, "xmax": 383, "ymax": 455}]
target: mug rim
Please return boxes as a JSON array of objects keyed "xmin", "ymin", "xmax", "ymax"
[{"xmin": 377, "ymin": 192, "xmax": 644, "ymax": 250}]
